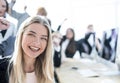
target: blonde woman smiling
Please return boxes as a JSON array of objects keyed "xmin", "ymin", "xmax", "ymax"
[{"xmin": 0, "ymin": 15, "xmax": 54, "ymax": 83}]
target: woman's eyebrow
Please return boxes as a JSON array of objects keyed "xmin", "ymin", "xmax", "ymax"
[
  {"xmin": 29, "ymin": 30, "xmax": 48, "ymax": 38},
  {"xmin": 29, "ymin": 30, "xmax": 36, "ymax": 34}
]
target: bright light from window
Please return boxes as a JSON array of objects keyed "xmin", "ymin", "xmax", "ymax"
[{"xmin": 7, "ymin": 0, "xmax": 120, "ymax": 40}]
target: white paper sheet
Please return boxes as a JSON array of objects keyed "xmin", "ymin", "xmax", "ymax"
[{"xmin": 77, "ymin": 69, "xmax": 99, "ymax": 77}]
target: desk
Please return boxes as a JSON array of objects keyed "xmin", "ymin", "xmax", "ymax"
[{"xmin": 56, "ymin": 58, "xmax": 120, "ymax": 83}]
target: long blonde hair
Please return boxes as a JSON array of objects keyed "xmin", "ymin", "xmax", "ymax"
[{"xmin": 9, "ymin": 15, "xmax": 54, "ymax": 83}]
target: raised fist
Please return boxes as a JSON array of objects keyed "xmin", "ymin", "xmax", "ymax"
[{"xmin": 0, "ymin": 17, "xmax": 10, "ymax": 30}]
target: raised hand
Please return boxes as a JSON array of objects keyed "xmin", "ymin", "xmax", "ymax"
[{"xmin": 0, "ymin": 17, "xmax": 10, "ymax": 30}]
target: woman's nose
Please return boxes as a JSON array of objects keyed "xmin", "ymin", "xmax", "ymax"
[{"xmin": 34, "ymin": 37, "xmax": 41, "ymax": 45}]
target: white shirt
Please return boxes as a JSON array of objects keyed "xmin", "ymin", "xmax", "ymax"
[
  {"xmin": 61, "ymin": 39, "xmax": 70, "ymax": 61},
  {"xmin": 26, "ymin": 72, "xmax": 37, "ymax": 83}
]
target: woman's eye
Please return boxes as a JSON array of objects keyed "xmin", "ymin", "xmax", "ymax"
[
  {"xmin": 41, "ymin": 37, "xmax": 48, "ymax": 41},
  {"xmin": 27, "ymin": 33, "xmax": 35, "ymax": 37}
]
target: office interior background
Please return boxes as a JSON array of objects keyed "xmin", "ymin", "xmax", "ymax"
[{"xmin": 7, "ymin": 0, "xmax": 120, "ymax": 40}]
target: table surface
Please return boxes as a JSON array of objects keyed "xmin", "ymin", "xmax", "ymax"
[{"xmin": 55, "ymin": 58, "xmax": 120, "ymax": 83}]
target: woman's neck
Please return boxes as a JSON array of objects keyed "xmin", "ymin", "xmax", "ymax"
[{"xmin": 23, "ymin": 55, "xmax": 35, "ymax": 73}]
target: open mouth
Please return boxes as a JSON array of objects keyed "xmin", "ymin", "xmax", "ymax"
[{"xmin": 29, "ymin": 46, "xmax": 40, "ymax": 52}]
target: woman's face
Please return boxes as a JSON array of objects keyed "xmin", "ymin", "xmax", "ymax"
[
  {"xmin": 0, "ymin": 0, "xmax": 6, "ymax": 17},
  {"xmin": 52, "ymin": 33, "xmax": 62, "ymax": 46},
  {"xmin": 66, "ymin": 29, "xmax": 74, "ymax": 39},
  {"xmin": 22, "ymin": 23, "xmax": 48, "ymax": 59}
]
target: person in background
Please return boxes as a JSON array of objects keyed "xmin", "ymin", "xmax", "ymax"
[
  {"xmin": 36, "ymin": 6, "xmax": 54, "ymax": 32},
  {"xmin": 8, "ymin": 0, "xmax": 30, "ymax": 30},
  {"xmin": 52, "ymin": 31, "xmax": 62, "ymax": 83},
  {"xmin": 0, "ymin": 17, "xmax": 11, "ymax": 57},
  {"xmin": 52, "ymin": 31, "xmax": 62, "ymax": 67},
  {"xmin": 61, "ymin": 28, "xmax": 77, "ymax": 61},
  {"xmin": 0, "ymin": 15, "xmax": 54, "ymax": 83},
  {"xmin": 77, "ymin": 24, "xmax": 102, "ymax": 57},
  {"xmin": 86, "ymin": 24, "xmax": 102, "ymax": 55},
  {"xmin": 0, "ymin": 0, "xmax": 16, "ymax": 57}
]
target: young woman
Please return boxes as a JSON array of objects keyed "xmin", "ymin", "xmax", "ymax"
[
  {"xmin": 61, "ymin": 28, "xmax": 77, "ymax": 60},
  {"xmin": 0, "ymin": 15, "xmax": 54, "ymax": 83},
  {"xmin": 52, "ymin": 31, "xmax": 62, "ymax": 67},
  {"xmin": 0, "ymin": 0, "xmax": 17, "ymax": 57}
]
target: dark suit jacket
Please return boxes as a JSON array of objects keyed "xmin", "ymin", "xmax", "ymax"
[
  {"xmin": 53, "ymin": 50, "xmax": 61, "ymax": 67},
  {"xmin": 77, "ymin": 32, "xmax": 95, "ymax": 56},
  {"xmin": 0, "ymin": 36, "xmax": 15, "ymax": 57},
  {"xmin": 60, "ymin": 36, "xmax": 77, "ymax": 58},
  {"xmin": 0, "ymin": 57, "xmax": 10, "ymax": 83}
]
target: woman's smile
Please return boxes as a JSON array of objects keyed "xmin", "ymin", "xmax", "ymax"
[{"xmin": 29, "ymin": 46, "xmax": 40, "ymax": 52}]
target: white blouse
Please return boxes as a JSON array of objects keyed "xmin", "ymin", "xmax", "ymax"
[
  {"xmin": 25, "ymin": 72, "xmax": 37, "ymax": 83},
  {"xmin": 61, "ymin": 39, "xmax": 70, "ymax": 61}
]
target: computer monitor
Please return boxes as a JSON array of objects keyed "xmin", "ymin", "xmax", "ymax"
[
  {"xmin": 116, "ymin": 27, "xmax": 120, "ymax": 65},
  {"xmin": 100, "ymin": 28, "xmax": 119, "ymax": 63}
]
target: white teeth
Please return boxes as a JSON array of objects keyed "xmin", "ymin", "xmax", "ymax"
[{"xmin": 30, "ymin": 46, "xmax": 39, "ymax": 51}]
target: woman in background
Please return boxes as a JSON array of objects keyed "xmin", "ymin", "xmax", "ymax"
[
  {"xmin": 61, "ymin": 28, "xmax": 77, "ymax": 61},
  {"xmin": 52, "ymin": 31, "xmax": 62, "ymax": 83},
  {"xmin": 52, "ymin": 31, "xmax": 62, "ymax": 67},
  {"xmin": 0, "ymin": 0, "xmax": 17, "ymax": 57}
]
